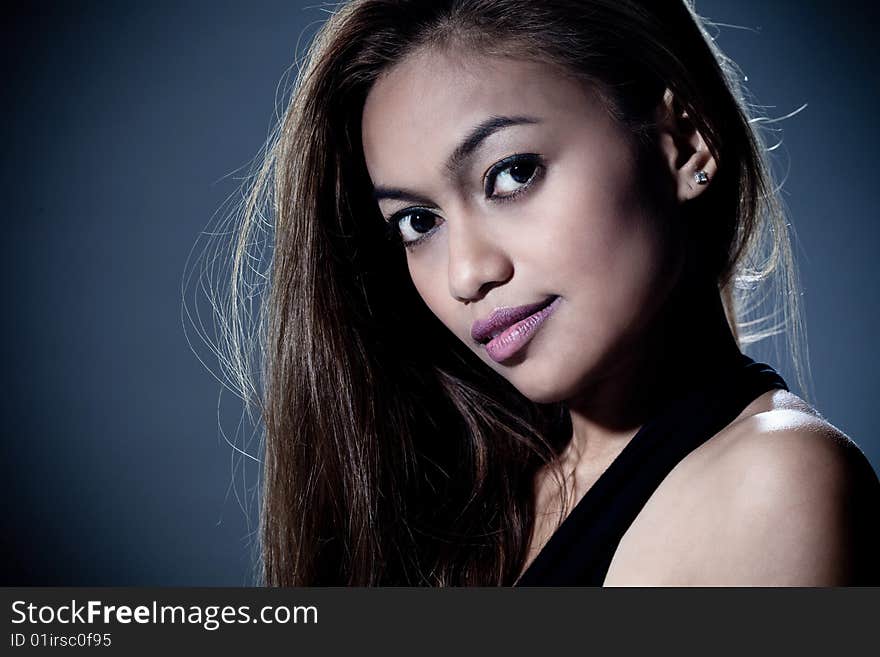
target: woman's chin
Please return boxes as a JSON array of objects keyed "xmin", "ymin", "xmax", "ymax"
[{"xmin": 502, "ymin": 365, "xmax": 583, "ymax": 405}]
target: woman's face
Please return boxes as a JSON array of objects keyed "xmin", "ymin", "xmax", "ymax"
[{"xmin": 361, "ymin": 49, "xmax": 681, "ymax": 403}]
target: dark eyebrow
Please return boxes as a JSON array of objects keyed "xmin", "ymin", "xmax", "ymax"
[
  {"xmin": 370, "ymin": 187, "xmax": 435, "ymax": 206},
  {"xmin": 444, "ymin": 114, "xmax": 541, "ymax": 177},
  {"xmin": 371, "ymin": 114, "xmax": 541, "ymax": 204}
]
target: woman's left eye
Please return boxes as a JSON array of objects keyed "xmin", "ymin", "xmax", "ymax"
[{"xmin": 485, "ymin": 154, "xmax": 544, "ymax": 200}]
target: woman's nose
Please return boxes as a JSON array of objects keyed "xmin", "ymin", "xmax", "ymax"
[{"xmin": 446, "ymin": 221, "xmax": 513, "ymax": 303}]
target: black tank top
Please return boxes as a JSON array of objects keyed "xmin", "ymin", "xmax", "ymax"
[{"xmin": 515, "ymin": 353, "xmax": 789, "ymax": 586}]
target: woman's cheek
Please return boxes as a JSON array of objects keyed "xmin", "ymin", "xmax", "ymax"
[{"xmin": 409, "ymin": 255, "xmax": 465, "ymax": 338}]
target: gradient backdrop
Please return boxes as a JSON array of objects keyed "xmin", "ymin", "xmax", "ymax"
[{"xmin": 3, "ymin": 1, "xmax": 878, "ymax": 585}]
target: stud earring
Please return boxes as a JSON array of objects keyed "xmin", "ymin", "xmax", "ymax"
[{"xmin": 694, "ymin": 170, "xmax": 709, "ymax": 185}]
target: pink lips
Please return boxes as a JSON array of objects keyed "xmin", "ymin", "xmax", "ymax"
[{"xmin": 471, "ymin": 295, "xmax": 561, "ymax": 363}]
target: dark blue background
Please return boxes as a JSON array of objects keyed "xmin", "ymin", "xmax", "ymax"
[{"xmin": 3, "ymin": 1, "xmax": 878, "ymax": 584}]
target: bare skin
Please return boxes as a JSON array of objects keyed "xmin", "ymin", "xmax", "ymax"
[
  {"xmin": 512, "ymin": 265, "xmax": 861, "ymax": 586},
  {"xmin": 518, "ymin": 388, "xmax": 852, "ymax": 585}
]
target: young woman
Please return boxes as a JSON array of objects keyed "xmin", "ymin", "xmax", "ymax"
[{"xmin": 217, "ymin": 0, "xmax": 880, "ymax": 585}]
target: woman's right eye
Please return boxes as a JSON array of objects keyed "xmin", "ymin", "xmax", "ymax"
[{"xmin": 393, "ymin": 209, "xmax": 443, "ymax": 247}]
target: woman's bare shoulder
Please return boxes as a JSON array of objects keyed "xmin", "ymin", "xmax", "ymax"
[
  {"xmin": 710, "ymin": 390, "xmax": 854, "ymax": 473},
  {"xmin": 703, "ymin": 390, "xmax": 874, "ymax": 501},
  {"xmin": 604, "ymin": 391, "xmax": 879, "ymax": 586}
]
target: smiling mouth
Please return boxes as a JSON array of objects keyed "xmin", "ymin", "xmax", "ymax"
[
  {"xmin": 471, "ymin": 295, "xmax": 558, "ymax": 345},
  {"xmin": 474, "ymin": 295, "xmax": 561, "ymax": 364}
]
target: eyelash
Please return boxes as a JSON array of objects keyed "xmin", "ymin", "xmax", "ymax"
[{"xmin": 384, "ymin": 153, "xmax": 546, "ymax": 250}]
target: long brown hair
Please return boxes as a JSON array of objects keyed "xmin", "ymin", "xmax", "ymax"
[{"xmin": 199, "ymin": 0, "xmax": 808, "ymax": 585}]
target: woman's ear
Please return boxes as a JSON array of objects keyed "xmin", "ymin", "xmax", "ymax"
[{"xmin": 655, "ymin": 88, "xmax": 718, "ymax": 203}]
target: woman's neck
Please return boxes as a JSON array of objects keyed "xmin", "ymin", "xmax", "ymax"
[{"xmin": 561, "ymin": 277, "xmax": 742, "ymax": 467}]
